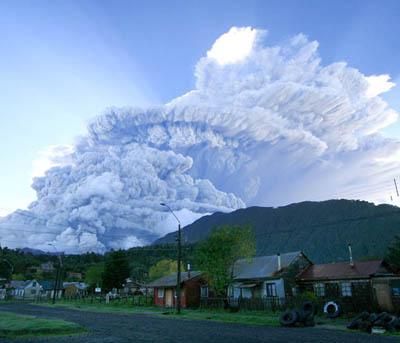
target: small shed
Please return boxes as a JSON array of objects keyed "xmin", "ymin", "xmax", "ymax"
[{"xmin": 147, "ymin": 271, "xmax": 207, "ymax": 308}]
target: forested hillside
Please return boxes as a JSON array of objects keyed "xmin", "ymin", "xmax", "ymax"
[{"xmin": 154, "ymin": 200, "xmax": 400, "ymax": 263}]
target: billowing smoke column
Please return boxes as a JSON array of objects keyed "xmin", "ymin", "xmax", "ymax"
[{"xmin": 1, "ymin": 27, "xmax": 399, "ymax": 252}]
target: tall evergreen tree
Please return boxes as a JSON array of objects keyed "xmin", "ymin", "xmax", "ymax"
[
  {"xmin": 386, "ymin": 235, "xmax": 400, "ymax": 272},
  {"xmin": 102, "ymin": 250, "xmax": 130, "ymax": 291}
]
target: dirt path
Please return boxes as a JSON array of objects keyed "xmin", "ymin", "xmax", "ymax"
[{"xmin": 0, "ymin": 303, "xmax": 397, "ymax": 343}]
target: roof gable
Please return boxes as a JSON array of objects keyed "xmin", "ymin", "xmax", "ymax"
[{"xmin": 233, "ymin": 251, "xmax": 303, "ymax": 280}]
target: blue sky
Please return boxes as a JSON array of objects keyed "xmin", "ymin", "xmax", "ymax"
[{"xmin": 1, "ymin": 0, "xmax": 400, "ymax": 215}]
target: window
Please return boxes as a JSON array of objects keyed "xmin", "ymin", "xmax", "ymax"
[
  {"xmin": 157, "ymin": 288, "xmax": 164, "ymax": 298},
  {"xmin": 200, "ymin": 286, "xmax": 209, "ymax": 298},
  {"xmin": 265, "ymin": 283, "xmax": 277, "ymax": 297},
  {"xmin": 341, "ymin": 282, "xmax": 352, "ymax": 297},
  {"xmin": 313, "ymin": 283, "xmax": 325, "ymax": 297},
  {"xmin": 32, "ymin": 282, "xmax": 37, "ymax": 287},
  {"xmin": 241, "ymin": 288, "xmax": 252, "ymax": 299},
  {"xmin": 31, "ymin": 289, "xmax": 37, "ymax": 295},
  {"xmin": 393, "ymin": 288, "xmax": 400, "ymax": 296},
  {"xmin": 233, "ymin": 287, "xmax": 241, "ymax": 299}
]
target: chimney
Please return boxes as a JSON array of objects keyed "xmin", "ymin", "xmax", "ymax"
[
  {"xmin": 187, "ymin": 263, "xmax": 191, "ymax": 279},
  {"xmin": 277, "ymin": 253, "xmax": 282, "ymax": 271},
  {"xmin": 348, "ymin": 243, "xmax": 354, "ymax": 267}
]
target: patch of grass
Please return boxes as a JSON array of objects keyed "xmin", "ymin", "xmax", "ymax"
[
  {"xmin": 39, "ymin": 300, "xmax": 167, "ymax": 315},
  {"xmin": 39, "ymin": 300, "xmax": 280, "ymax": 326},
  {"xmin": 0, "ymin": 311, "xmax": 86, "ymax": 338},
  {"xmin": 174, "ymin": 309, "xmax": 280, "ymax": 326}
]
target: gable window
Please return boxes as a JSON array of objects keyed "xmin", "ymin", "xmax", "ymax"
[
  {"xmin": 157, "ymin": 288, "xmax": 164, "ymax": 298},
  {"xmin": 313, "ymin": 283, "xmax": 325, "ymax": 297},
  {"xmin": 200, "ymin": 286, "xmax": 209, "ymax": 298},
  {"xmin": 341, "ymin": 282, "xmax": 352, "ymax": 297},
  {"xmin": 265, "ymin": 283, "xmax": 277, "ymax": 297}
]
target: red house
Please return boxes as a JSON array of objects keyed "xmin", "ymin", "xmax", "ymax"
[{"xmin": 147, "ymin": 271, "xmax": 208, "ymax": 308}]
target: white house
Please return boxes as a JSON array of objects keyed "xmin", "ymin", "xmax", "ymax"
[{"xmin": 10, "ymin": 280, "xmax": 42, "ymax": 299}]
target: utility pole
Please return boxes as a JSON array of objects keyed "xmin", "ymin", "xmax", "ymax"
[
  {"xmin": 52, "ymin": 266, "xmax": 59, "ymax": 304},
  {"xmin": 176, "ymin": 222, "xmax": 182, "ymax": 314},
  {"xmin": 394, "ymin": 178, "xmax": 399, "ymax": 197},
  {"xmin": 49, "ymin": 244, "xmax": 62, "ymax": 304},
  {"xmin": 160, "ymin": 203, "xmax": 182, "ymax": 314}
]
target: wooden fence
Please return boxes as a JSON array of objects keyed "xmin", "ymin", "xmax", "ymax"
[
  {"xmin": 200, "ymin": 297, "xmax": 286, "ymax": 312},
  {"xmin": 200, "ymin": 293, "xmax": 380, "ymax": 314},
  {"xmin": 26, "ymin": 294, "xmax": 155, "ymax": 307}
]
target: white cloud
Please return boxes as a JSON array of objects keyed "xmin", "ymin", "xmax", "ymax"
[
  {"xmin": 206, "ymin": 27, "xmax": 261, "ymax": 65},
  {"xmin": 366, "ymin": 74, "xmax": 396, "ymax": 98},
  {"xmin": 1, "ymin": 26, "xmax": 400, "ymax": 252}
]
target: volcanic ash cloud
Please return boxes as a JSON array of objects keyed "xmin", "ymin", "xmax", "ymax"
[{"xmin": 1, "ymin": 26, "xmax": 399, "ymax": 252}]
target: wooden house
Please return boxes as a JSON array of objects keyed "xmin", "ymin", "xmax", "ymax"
[
  {"xmin": 147, "ymin": 271, "xmax": 208, "ymax": 308},
  {"xmin": 296, "ymin": 259, "xmax": 400, "ymax": 312}
]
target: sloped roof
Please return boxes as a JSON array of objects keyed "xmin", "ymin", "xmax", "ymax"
[
  {"xmin": 10, "ymin": 280, "xmax": 39, "ymax": 289},
  {"xmin": 147, "ymin": 271, "xmax": 202, "ymax": 288},
  {"xmin": 10, "ymin": 280, "xmax": 26, "ymax": 289},
  {"xmin": 297, "ymin": 260, "xmax": 391, "ymax": 281},
  {"xmin": 233, "ymin": 251, "xmax": 303, "ymax": 280}
]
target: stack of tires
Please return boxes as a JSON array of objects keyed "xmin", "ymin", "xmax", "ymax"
[
  {"xmin": 347, "ymin": 311, "xmax": 400, "ymax": 333},
  {"xmin": 279, "ymin": 301, "xmax": 315, "ymax": 327}
]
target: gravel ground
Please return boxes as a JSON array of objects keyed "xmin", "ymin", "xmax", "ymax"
[{"xmin": 0, "ymin": 303, "xmax": 398, "ymax": 343}]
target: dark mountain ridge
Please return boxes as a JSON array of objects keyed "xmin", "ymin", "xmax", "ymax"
[{"xmin": 154, "ymin": 200, "xmax": 400, "ymax": 263}]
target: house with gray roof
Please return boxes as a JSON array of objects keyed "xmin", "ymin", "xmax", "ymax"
[{"xmin": 229, "ymin": 251, "xmax": 312, "ymax": 300}]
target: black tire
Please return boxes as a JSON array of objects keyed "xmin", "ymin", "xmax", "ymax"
[
  {"xmin": 300, "ymin": 301, "xmax": 315, "ymax": 321},
  {"xmin": 383, "ymin": 314, "xmax": 397, "ymax": 331},
  {"xmin": 347, "ymin": 318, "xmax": 363, "ymax": 330},
  {"xmin": 323, "ymin": 301, "xmax": 340, "ymax": 319},
  {"xmin": 279, "ymin": 310, "xmax": 299, "ymax": 327},
  {"xmin": 303, "ymin": 318, "xmax": 315, "ymax": 327},
  {"xmin": 368, "ymin": 313, "xmax": 378, "ymax": 323},
  {"xmin": 358, "ymin": 320, "xmax": 373, "ymax": 333}
]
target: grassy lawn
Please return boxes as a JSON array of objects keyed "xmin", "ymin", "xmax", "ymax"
[
  {"xmin": 36, "ymin": 300, "xmax": 280, "ymax": 326},
  {"xmin": 0, "ymin": 311, "xmax": 86, "ymax": 338}
]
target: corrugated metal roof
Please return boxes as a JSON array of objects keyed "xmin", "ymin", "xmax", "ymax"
[
  {"xmin": 147, "ymin": 271, "xmax": 203, "ymax": 288},
  {"xmin": 233, "ymin": 251, "xmax": 302, "ymax": 280},
  {"xmin": 297, "ymin": 260, "xmax": 389, "ymax": 281}
]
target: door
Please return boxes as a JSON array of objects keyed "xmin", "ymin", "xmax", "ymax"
[{"xmin": 165, "ymin": 289, "xmax": 173, "ymax": 307}]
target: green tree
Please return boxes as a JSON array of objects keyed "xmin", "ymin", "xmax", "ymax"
[
  {"xmin": 11, "ymin": 273, "xmax": 25, "ymax": 281},
  {"xmin": 195, "ymin": 225, "xmax": 255, "ymax": 296},
  {"xmin": 102, "ymin": 251, "xmax": 130, "ymax": 291},
  {"xmin": 148, "ymin": 259, "xmax": 178, "ymax": 281},
  {"xmin": 0, "ymin": 260, "xmax": 13, "ymax": 280},
  {"xmin": 85, "ymin": 262, "xmax": 105, "ymax": 289},
  {"xmin": 386, "ymin": 235, "xmax": 400, "ymax": 271}
]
